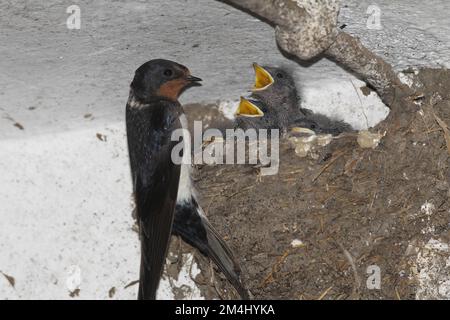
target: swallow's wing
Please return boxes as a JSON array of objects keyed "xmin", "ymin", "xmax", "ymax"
[
  {"xmin": 173, "ymin": 195, "xmax": 249, "ymax": 299},
  {"xmin": 126, "ymin": 101, "xmax": 181, "ymax": 300},
  {"xmin": 135, "ymin": 144, "xmax": 180, "ymax": 300}
]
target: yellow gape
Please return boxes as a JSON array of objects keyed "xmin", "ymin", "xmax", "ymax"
[
  {"xmin": 235, "ymin": 97, "xmax": 264, "ymax": 117},
  {"xmin": 252, "ymin": 63, "xmax": 274, "ymax": 91}
]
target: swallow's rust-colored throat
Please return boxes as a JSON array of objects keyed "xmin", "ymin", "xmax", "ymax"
[{"xmin": 157, "ymin": 78, "xmax": 189, "ymax": 101}]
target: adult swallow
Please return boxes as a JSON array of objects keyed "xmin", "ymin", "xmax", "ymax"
[
  {"xmin": 126, "ymin": 59, "xmax": 201, "ymax": 300},
  {"xmin": 235, "ymin": 63, "xmax": 352, "ymax": 135}
]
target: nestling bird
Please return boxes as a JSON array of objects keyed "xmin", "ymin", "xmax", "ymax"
[
  {"xmin": 235, "ymin": 63, "xmax": 353, "ymax": 135},
  {"xmin": 126, "ymin": 59, "xmax": 201, "ymax": 300}
]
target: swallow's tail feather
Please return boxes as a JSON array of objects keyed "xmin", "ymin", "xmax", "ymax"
[
  {"xmin": 138, "ymin": 238, "xmax": 157, "ymax": 300},
  {"xmin": 173, "ymin": 196, "xmax": 250, "ymax": 299},
  {"xmin": 138, "ymin": 229, "xmax": 163, "ymax": 300},
  {"xmin": 137, "ymin": 194, "xmax": 178, "ymax": 300}
]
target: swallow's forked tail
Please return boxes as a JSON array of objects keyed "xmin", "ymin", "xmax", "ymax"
[
  {"xmin": 137, "ymin": 225, "xmax": 166, "ymax": 300},
  {"xmin": 173, "ymin": 196, "xmax": 250, "ymax": 299}
]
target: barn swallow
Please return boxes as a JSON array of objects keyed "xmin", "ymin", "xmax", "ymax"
[
  {"xmin": 126, "ymin": 59, "xmax": 201, "ymax": 300},
  {"xmin": 235, "ymin": 63, "xmax": 352, "ymax": 135}
]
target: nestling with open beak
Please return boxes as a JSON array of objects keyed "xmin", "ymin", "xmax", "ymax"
[{"xmin": 235, "ymin": 63, "xmax": 353, "ymax": 136}]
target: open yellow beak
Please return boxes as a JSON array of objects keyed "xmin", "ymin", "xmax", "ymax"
[
  {"xmin": 235, "ymin": 97, "xmax": 264, "ymax": 117},
  {"xmin": 252, "ymin": 63, "xmax": 274, "ymax": 91}
]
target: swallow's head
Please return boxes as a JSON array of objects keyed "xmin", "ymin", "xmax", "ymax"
[
  {"xmin": 251, "ymin": 63, "xmax": 298, "ymax": 106},
  {"xmin": 130, "ymin": 59, "xmax": 202, "ymax": 102}
]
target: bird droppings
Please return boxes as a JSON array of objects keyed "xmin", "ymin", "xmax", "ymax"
[
  {"xmin": 157, "ymin": 253, "xmax": 203, "ymax": 300},
  {"xmin": 290, "ymin": 239, "xmax": 305, "ymax": 248},
  {"xmin": 288, "ymin": 133, "xmax": 332, "ymax": 158},
  {"xmin": 316, "ymin": 135, "xmax": 333, "ymax": 147},
  {"xmin": 357, "ymin": 130, "xmax": 384, "ymax": 149},
  {"xmin": 398, "ymin": 72, "xmax": 415, "ymax": 88},
  {"xmin": 421, "ymin": 201, "xmax": 436, "ymax": 216},
  {"xmin": 411, "ymin": 238, "xmax": 450, "ymax": 299}
]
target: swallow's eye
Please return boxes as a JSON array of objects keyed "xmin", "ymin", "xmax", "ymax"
[
  {"xmin": 310, "ymin": 124, "xmax": 316, "ymax": 129},
  {"xmin": 163, "ymin": 69, "xmax": 173, "ymax": 77},
  {"xmin": 276, "ymin": 73, "xmax": 284, "ymax": 79}
]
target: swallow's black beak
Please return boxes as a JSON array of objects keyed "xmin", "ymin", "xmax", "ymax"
[{"xmin": 186, "ymin": 75, "xmax": 202, "ymax": 82}]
